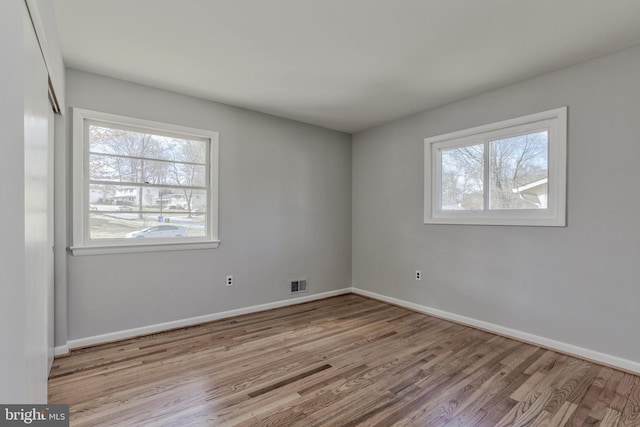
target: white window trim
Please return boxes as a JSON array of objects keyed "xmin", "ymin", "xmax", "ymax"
[
  {"xmin": 70, "ymin": 108, "xmax": 220, "ymax": 255},
  {"xmin": 424, "ymin": 107, "xmax": 567, "ymax": 226}
]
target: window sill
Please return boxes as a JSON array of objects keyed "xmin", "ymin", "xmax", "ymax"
[
  {"xmin": 425, "ymin": 216, "xmax": 565, "ymax": 227},
  {"xmin": 69, "ymin": 240, "xmax": 221, "ymax": 256}
]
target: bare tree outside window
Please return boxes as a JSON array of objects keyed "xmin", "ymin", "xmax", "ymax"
[
  {"xmin": 441, "ymin": 144, "xmax": 484, "ymax": 210},
  {"xmin": 167, "ymin": 140, "xmax": 207, "ymax": 218},
  {"xmin": 489, "ymin": 131, "xmax": 548, "ymax": 209}
]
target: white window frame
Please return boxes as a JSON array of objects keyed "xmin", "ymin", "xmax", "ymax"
[
  {"xmin": 70, "ymin": 108, "xmax": 220, "ymax": 255},
  {"xmin": 424, "ymin": 107, "xmax": 567, "ymax": 226}
]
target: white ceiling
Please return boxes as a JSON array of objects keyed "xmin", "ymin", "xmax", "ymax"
[{"xmin": 53, "ymin": 0, "xmax": 640, "ymax": 133}]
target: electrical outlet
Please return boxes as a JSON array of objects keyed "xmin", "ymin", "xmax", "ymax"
[
  {"xmin": 226, "ymin": 275, "xmax": 233, "ymax": 287},
  {"xmin": 416, "ymin": 270, "xmax": 421, "ymax": 281}
]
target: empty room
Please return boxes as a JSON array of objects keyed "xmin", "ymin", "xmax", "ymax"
[{"xmin": 3, "ymin": 0, "xmax": 640, "ymax": 425}]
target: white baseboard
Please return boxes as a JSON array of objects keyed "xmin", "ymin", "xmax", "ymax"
[
  {"xmin": 352, "ymin": 287, "xmax": 640, "ymax": 375},
  {"xmin": 66, "ymin": 288, "xmax": 351, "ymax": 350},
  {"xmin": 54, "ymin": 345, "xmax": 69, "ymax": 357},
  {"xmin": 60, "ymin": 286, "xmax": 640, "ymax": 375}
]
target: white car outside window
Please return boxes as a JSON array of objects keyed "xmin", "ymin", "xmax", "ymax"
[{"xmin": 126, "ymin": 225, "xmax": 187, "ymax": 239}]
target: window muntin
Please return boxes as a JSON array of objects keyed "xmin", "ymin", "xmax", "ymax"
[
  {"xmin": 425, "ymin": 107, "xmax": 566, "ymax": 226},
  {"xmin": 72, "ymin": 109, "xmax": 219, "ymax": 254}
]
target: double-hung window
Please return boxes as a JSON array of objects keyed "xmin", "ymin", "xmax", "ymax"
[
  {"xmin": 424, "ymin": 107, "xmax": 567, "ymax": 226},
  {"xmin": 71, "ymin": 108, "xmax": 219, "ymax": 255}
]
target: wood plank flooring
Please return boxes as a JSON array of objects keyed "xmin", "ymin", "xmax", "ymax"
[{"xmin": 48, "ymin": 294, "xmax": 640, "ymax": 426}]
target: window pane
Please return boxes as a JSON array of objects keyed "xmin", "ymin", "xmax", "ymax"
[
  {"xmin": 89, "ymin": 212, "xmax": 205, "ymax": 240},
  {"xmin": 89, "ymin": 124, "xmax": 207, "ymax": 163},
  {"xmin": 489, "ymin": 131, "xmax": 548, "ymax": 209},
  {"xmin": 88, "ymin": 184, "xmax": 207, "ymax": 240},
  {"xmin": 89, "ymin": 205, "xmax": 206, "ymax": 240},
  {"xmin": 165, "ymin": 162, "xmax": 207, "ymax": 187},
  {"xmin": 441, "ymin": 144, "xmax": 484, "ymax": 210},
  {"xmin": 89, "ymin": 154, "xmax": 207, "ymax": 187}
]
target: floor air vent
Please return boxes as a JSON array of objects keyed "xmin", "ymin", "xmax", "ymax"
[{"xmin": 290, "ymin": 279, "xmax": 308, "ymax": 294}]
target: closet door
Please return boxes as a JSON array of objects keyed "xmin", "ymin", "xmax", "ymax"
[{"xmin": 23, "ymin": 0, "xmax": 52, "ymax": 403}]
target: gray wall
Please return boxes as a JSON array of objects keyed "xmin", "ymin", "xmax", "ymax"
[
  {"xmin": 352, "ymin": 45, "xmax": 640, "ymax": 363},
  {"xmin": 64, "ymin": 69, "xmax": 352, "ymax": 343}
]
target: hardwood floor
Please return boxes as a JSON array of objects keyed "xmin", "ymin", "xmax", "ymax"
[{"xmin": 48, "ymin": 294, "xmax": 640, "ymax": 426}]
